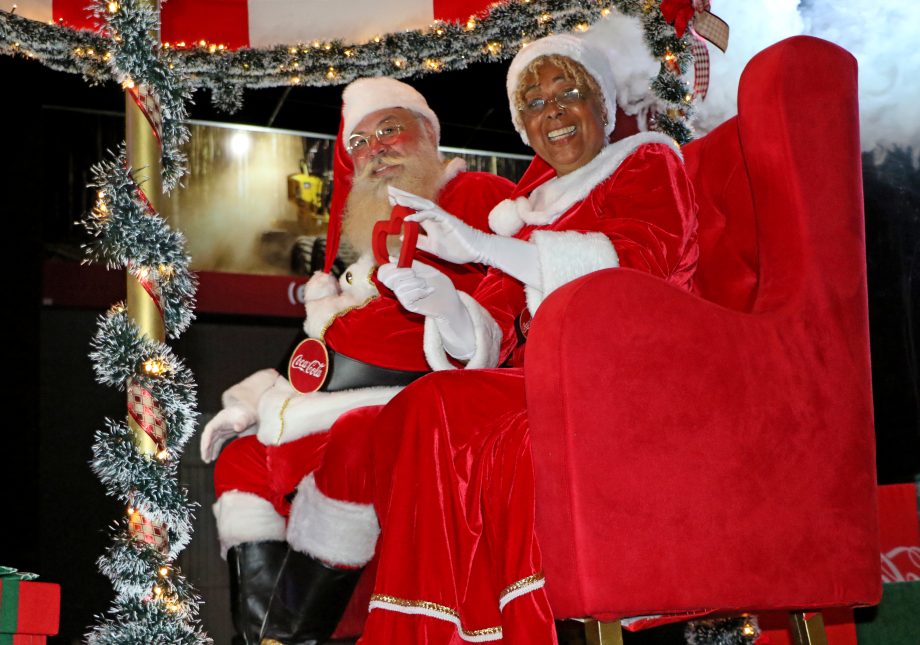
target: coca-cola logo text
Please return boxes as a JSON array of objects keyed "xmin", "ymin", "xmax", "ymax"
[{"xmin": 291, "ymin": 355, "xmax": 326, "ymax": 378}]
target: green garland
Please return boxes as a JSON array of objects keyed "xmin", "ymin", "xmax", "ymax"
[{"xmin": 1, "ymin": 0, "xmax": 696, "ymax": 142}]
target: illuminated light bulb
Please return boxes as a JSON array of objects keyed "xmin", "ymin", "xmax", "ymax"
[
  {"xmin": 163, "ymin": 42, "xmax": 171, "ymax": 48},
  {"xmin": 392, "ymin": 58, "xmax": 405, "ymax": 69},
  {"xmin": 157, "ymin": 449, "xmax": 170, "ymax": 461},
  {"xmin": 291, "ymin": 62, "xmax": 299, "ymax": 69},
  {"xmin": 373, "ymin": 36, "xmax": 382, "ymax": 43},
  {"xmin": 486, "ymin": 42, "xmax": 502, "ymax": 55},
  {"xmin": 242, "ymin": 63, "xmax": 250, "ymax": 69},
  {"xmin": 153, "ymin": 585, "xmax": 162, "ymax": 596},
  {"xmin": 575, "ymin": 22, "xmax": 590, "ymax": 32},
  {"xmin": 538, "ymin": 12, "xmax": 551, "ymax": 23},
  {"xmin": 143, "ymin": 358, "xmax": 167, "ymax": 376},
  {"xmin": 311, "ymin": 40, "xmax": 321, "ymax": 48},
  {"xmin": 168, "ymin": 63, "xmax": 174, "ymax": 69},
  {"xmin": 434, "ymin": 27, "xmax": 445, "ymax": 36},
  {"xmin": 86, "ymin": 48, "xmax": 94, "ymax": 55},
  {"xmin": 424, "ymin": 59, "xmax": 442, "ymax": 71},
  {"xmin": 323, "ymin": 43, "xmax": 332, "ymax": 50},
  {"xmin": 121, "ymin": 78, "xmax": 135, "ymax": 89},
  {"xmin": 208, "ymin": 44, "xmax": 217, "ymax": 53},
  {"xmin": 159, "ymin": 566, "xmax": 170, "ymax": 577},
  {"xmin": 290, "ymin": 76, "xmax": 301, "ymax": 85},
  {"xmin": 74, "ymin": 47, "xmax": 84, "ymax": 55},
  {"xmin": 465, "ymin": 17, "xmax": 477, "ymax": 30},
  {"xmin": 218, "ymin": 44, "xmax": 226, "ymax": 50},
  {"xmin": 663, "ymin": 51, "xmax": 677, "ymax": 62},
  {"xmin": 107, "ymin": 1, "xmax": 118, "ymax": 13},
  {"xmin": 177, "ymin": 41, "xmax": 186, "ymax": 47},
  {"xmin": 103, "ymin": 52, "xmax": 111, "ymax": 60},
  {"xmin": 742, "ymin": 623, "xmax": 755, "ymax": 636},
  {"xmin": 601, "ymin": 7, "xmax": 611, "ymax": 16},
  {"xmin": 289, "ymin": 47, "xmax": 298, "ymax": 54},
  {"xmin": 198, "ymin": 39, "xmax": 207, "ymax": 47},
  {"xmin": 344, "ymin": 49, "xmax": 354, "ymax": 57},
  {"xmin": 325, "ymin": 67, "xmax": 337, "ymax": 80},
  {"xmin": 684, "ymin": 93, "xmax": 693, "ymax": 103},
  {"xmin": 127, "ymin": 506, "xmax": 135, "ymax": 515}
]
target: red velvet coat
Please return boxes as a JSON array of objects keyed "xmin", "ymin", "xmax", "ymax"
[{"xmin": 314, "ymin": 133, "xmax": 700, "ymax": 643}]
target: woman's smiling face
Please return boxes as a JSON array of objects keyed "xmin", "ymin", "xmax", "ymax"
[{"xmin": 519, "ymin": 60, "xmax": 607, "ymax": 176}]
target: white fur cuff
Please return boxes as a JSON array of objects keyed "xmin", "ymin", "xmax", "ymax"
[
  {"xmin": 213, "ymin": 490, "xmax": 286, "ymax": 558},
  {"xmin": 525, "ymin": 230, "xmax": 619, "ymax": 315},
  {"xmin": 287, "ymin": 474, "xmax": 379, "ymax": 567},
  {"xmin": 423, "ymin": 292, "xmax": 503, "ymax": 370},
  {"xmin": 303, "ymin": 255, "xmax": 378, "ymax": 339},
  {"xmin": 256, "ymin": 381, "xmax": 403, "ymax": 446},
  {"xmin": 221, "ymin": 368, "xmax": 280, "ymax": 410}
]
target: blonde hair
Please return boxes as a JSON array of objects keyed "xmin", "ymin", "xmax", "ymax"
[{"xmin": 513, "ymin": 54, "xmax": 605, "ymax": 115}]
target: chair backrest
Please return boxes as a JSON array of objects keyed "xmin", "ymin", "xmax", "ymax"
[
  {"xmin": 683, "ymin": 117, "xmax": 760, "ymax": 311},
  {"xmin": 525, "ymin": 36, "xmax": 881, "ymax": 620}
]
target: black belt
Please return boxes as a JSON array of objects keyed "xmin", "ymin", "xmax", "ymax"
[
  {"xmin": 321, "ymin": 345, "xmax": 428, "ymax": 391},
  {"xmin": 277, "ymin": 331, "xmax": 427, "ymax": 392}
]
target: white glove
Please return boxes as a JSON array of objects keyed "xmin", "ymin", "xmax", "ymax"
[
  {"xmin": 200, "ymin": 405, "xmax": 257, "ymax": 463},
  {"xmin": 200, "ymin": 367, "xmax": 279, "ymax": 463},
  {"xmin": 378, "ymin": 261, "xmax": 475, "ymax": 360},
  {"xmin": 388, "ymin": 186, "xmax": 542, "ymax": 287}
]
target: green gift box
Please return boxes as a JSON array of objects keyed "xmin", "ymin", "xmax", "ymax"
[{"xmin": 0, "ymin": 568, "xmax": 59, "ymax": 638}]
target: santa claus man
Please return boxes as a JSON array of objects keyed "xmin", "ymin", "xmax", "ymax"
[{"xmin": 200, "ymin": 77, "xmax": 514, "ymax": 645}]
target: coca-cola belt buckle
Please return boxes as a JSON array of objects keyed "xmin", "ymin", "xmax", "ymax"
[
  {"xmin": 372, "ymin": 204, "xmax": 419, "ymax": 268},
  {"xmin": 288, "ymin": 338, "xmax": 330, "ymax": 393}
]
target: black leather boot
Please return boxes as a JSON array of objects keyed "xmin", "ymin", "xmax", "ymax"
[
  {"xmin": 227, "ymin": 540, "xmax": 290, "ymax": 644},
  {"xmin": 264, "ymin": 547, "xmax": 364, "ymax": 645}
]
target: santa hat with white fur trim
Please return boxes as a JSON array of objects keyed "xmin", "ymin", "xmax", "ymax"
[
  {"xmin": 506, "ymin": 13, "xmax": 659, "ymax": 146},
  {"xmin": 341, "ymin": 77, "xmax": 440, "ymax": 143}
]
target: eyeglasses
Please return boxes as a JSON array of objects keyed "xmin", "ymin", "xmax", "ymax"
[
  {"xmin": 347, "ymin": 120, "xmax": 405, "ymax": 155},
  {"xmin": 519, "ymin": 87, "xmax": 587, "ymax": 115}
]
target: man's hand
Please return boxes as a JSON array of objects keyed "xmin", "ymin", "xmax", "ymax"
[
  {"xmin": 378, "ymin": 261, "xmax": 475, "ymax": 360},
  {"xmin": 200, "ymin": 405, "xmax": 257, "ymax": 463}
]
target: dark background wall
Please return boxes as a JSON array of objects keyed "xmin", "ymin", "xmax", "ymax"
[{"xmin": 2, "ymin": 51, "xmax": 918, "ymax": 644}]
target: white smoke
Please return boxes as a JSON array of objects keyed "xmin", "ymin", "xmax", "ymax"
[{"xmin": 691, "ymin": 0, "xmax": 920, "ymax": 161}]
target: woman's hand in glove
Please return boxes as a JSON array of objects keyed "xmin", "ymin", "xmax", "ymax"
[{"xmin": 387, "ymin": 185, "xmax": 541, "ymax": 286}]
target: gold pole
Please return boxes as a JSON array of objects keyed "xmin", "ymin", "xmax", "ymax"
[
  {"xmin": 123, "ymin": 0, "xmax": 169, "ymax": 554},
  {"xmin": 584, "ymin": 620, "xmax": 624, "ymax": 645},
  {"xmin": 790, "ymin": 612, "xmax": 829, "ymax": 645}
]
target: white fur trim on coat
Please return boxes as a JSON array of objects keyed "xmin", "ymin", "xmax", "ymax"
[
  {"xmin": 286, "ymin": 474, "xmax": 379, "ymax": 567},
  {"xmin": 303, "ymin": 254, "xmax": 379, "ymax": 340},
  {"xmin": 256, "ymin": 375, "xmax": 403, "ymax": 446},
  {"xmin": 423, "ymin": 292, "xmax": 503, "ymax": 371},
  {"xmin": 489, "ymin": 132, "xmax": 682, "ymax": 236},
  {"xmin": 524, "ymin": 230, "xmax": 619, "ymax": 315},
  {"xmin": 438, "ymin": 157, "xmax": 466, "ymax": 189},
  {"xmin": 213, "ymin": 490, "xmax": 286, "ymax": 558}
]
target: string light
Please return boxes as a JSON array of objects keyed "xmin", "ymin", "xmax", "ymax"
[
  {"xmin": 486, "ymin": 42, "xmax": 502, "ymax": 55},
  {"xmin": 107, "ymin": 1, "xmax": 119, "ymax": 13},
  {"xmin": 159, "ymin": 566, "xmax": 170, "ymax": 577},
  {"xmin": 575, "ymin": 22, "xmax": 590, "ymax": 32},
  {"xmin": 465, "ymin": 17, "xmax": 477, "ymax": 31},
  {"xmin": 325, "ymin": 67, "xmax": 337, "ymax": 79},
  {"xmin": 143, "ymin": 358, "xmax": 167, "ymax": 377},
  {"xmin": 121, "ymin": 78, "xmax": 134, "ymax": 89}
]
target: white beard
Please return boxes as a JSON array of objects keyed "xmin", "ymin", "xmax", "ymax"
[{"xmin": 342, "ymin": 137, "xmax": 444, "ymax": 256}]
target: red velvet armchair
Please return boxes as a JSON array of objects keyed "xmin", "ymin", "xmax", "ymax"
[{"xmin": 526, "ymin": 36, "xmax": 882, "ymax": 643}]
